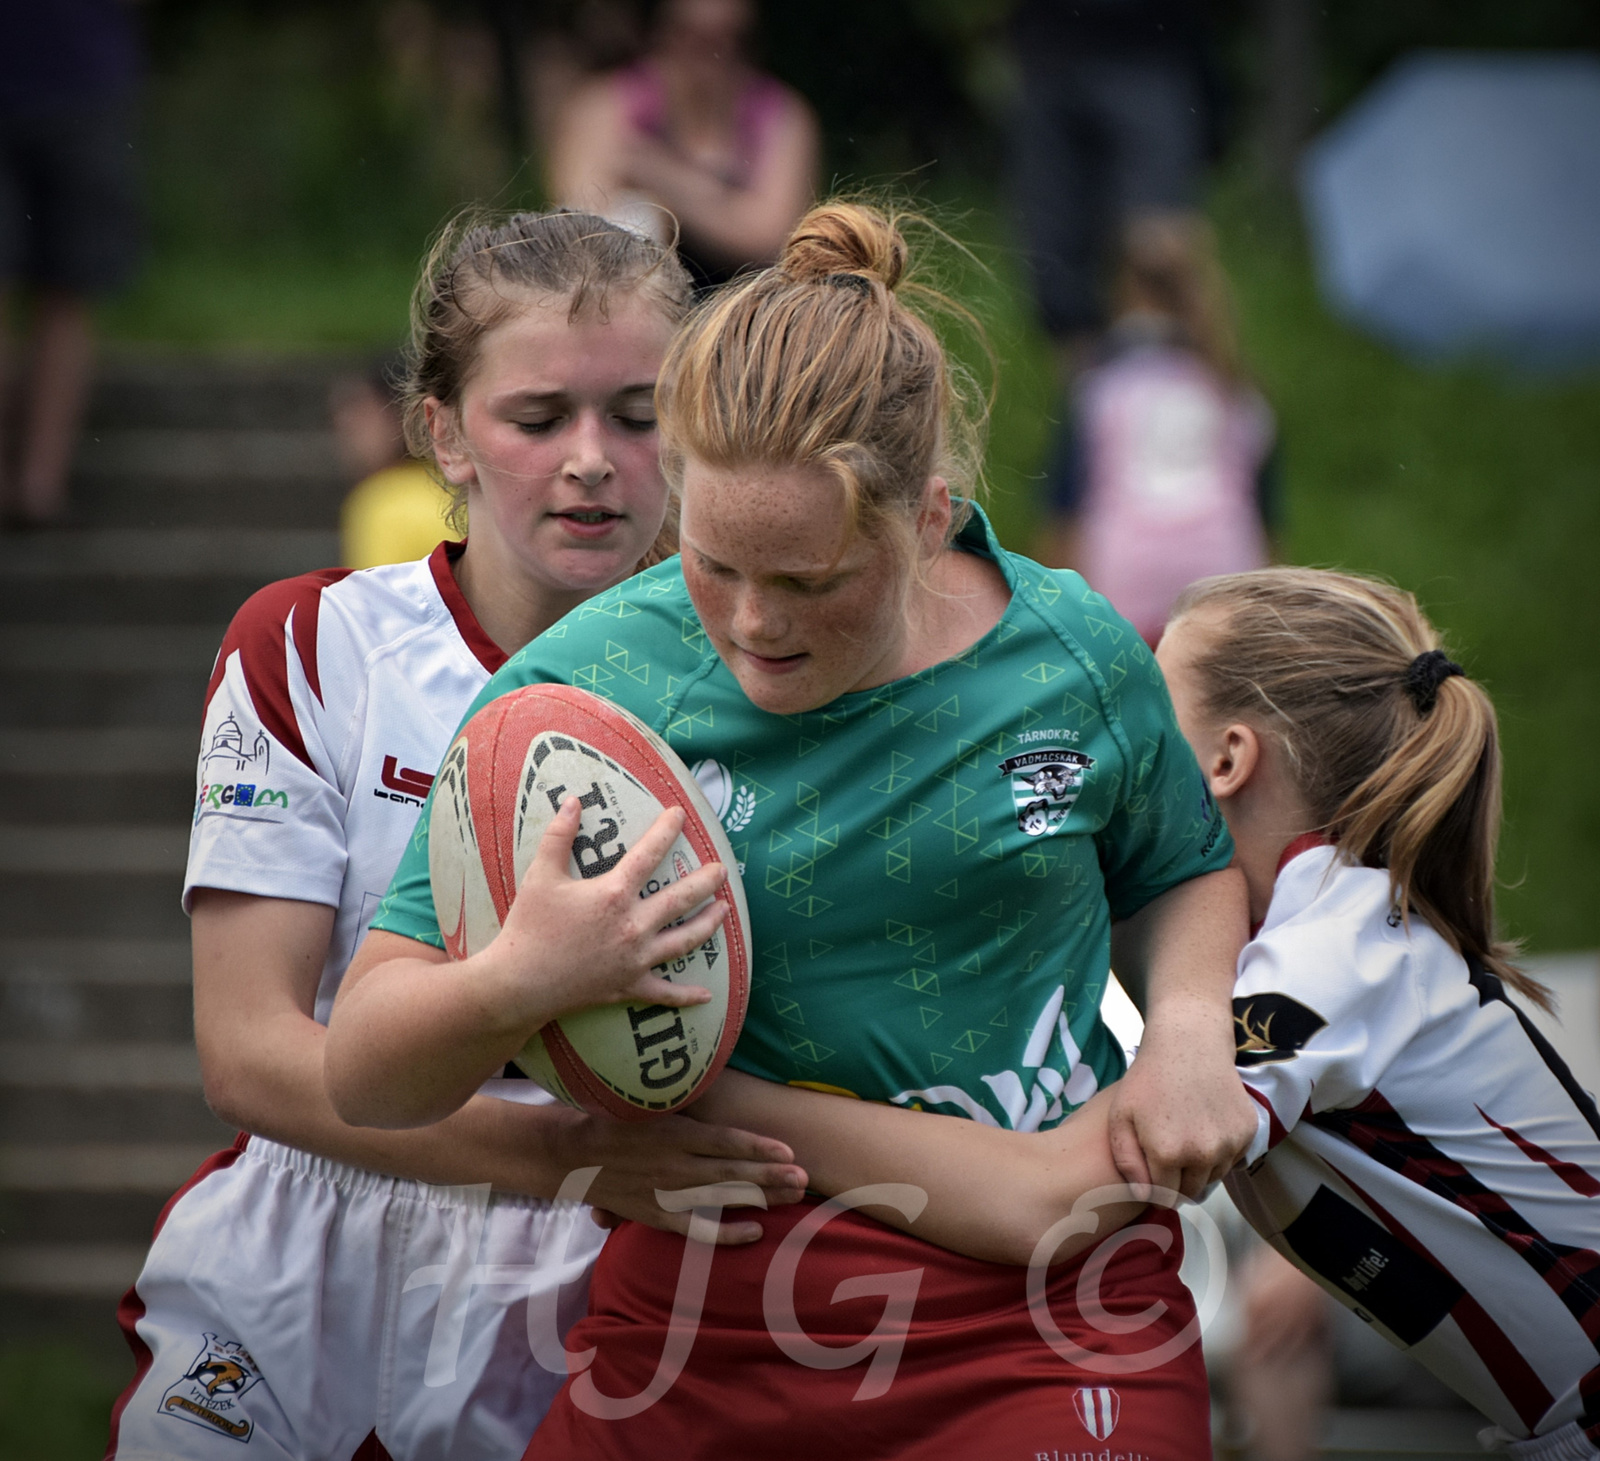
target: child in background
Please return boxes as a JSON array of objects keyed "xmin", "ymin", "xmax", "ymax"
[
  {"xmin": 332, "ymin": 357, "xmax": 451, "ymax": 568},
  {"xmin": 1043, "ymin": 214, "xmax": 1277, "ymax": 645}
]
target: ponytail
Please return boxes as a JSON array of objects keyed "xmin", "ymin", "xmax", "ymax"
[{"xmin": 1171, "ymin": 568, "xmax": 1546, "ymax": 1010}]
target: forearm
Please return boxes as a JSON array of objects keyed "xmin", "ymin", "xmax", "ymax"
[
  {"xmin": 324, "ymin": 949, "xmax": 541, "ymax": 1129},
  {"xmin": 693, "ymin": 1072, "xmax": 1143, "ymax": 1266},
  {"xmin": 202, "ymin": 1005, "xmax": 589, "ymax": 1192},
  {"xmin": 1105, "ymin": 867, "xmax": 1255, "ymax": 1193}
]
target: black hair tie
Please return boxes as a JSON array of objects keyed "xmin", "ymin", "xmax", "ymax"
[
  {"xmin": 825, "ymin": 272, "xmax": 875, "ymax": 294},
  {"xmin": 1404, "ymin": 649, "xmax": 1464, "ymax": 714}
]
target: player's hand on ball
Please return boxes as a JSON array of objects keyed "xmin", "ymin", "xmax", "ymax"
[{"xmin": 484, "ymin": 797, "xmax": 728, "ymax": 1029}]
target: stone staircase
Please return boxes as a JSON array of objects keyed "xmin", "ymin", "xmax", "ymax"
[{"xmin": 0, "ymin": 352, "xmax": 349, "ymax": 1357}]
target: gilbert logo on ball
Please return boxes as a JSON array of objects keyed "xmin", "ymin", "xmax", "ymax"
[{"xmin": 429, "ymin": 685, "xmax": 750, "ymax": 1119}]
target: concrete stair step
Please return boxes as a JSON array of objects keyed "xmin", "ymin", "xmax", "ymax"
[
  {"xmin": 0, "ymin": 1041, "xmax": 201, "ymax": 1092},
  {"xmin": 0, "ymin": 826, "xmax": 190, "ymax": 875},
  {"xmin": 0, "ymin": 528, "xmax": 339, "ymax": 623},
  {"xmin": 0, "ymin": 1190, "xmax": 171, "ymax": 1248},
  {"xmin": 0, "ymin": 527, "xmax": 338, "ymax": 579},
  {"xmin": 1, "ymin": 1143, "xmax": 219, "ymax": 1193},
  {"xmin": 0, "ymin": 873, "xmax": 187, "ymax": 937},
  {"xmin": 1, "ymin": 979, "xmax": 191, "ymax": 1043},
  {"xmin": 0, "ymin": 1244, "xmax": 150, "ymax": 1299},
  {"xmin": 68, "ymin": 473, "xmax": 344, "ymax": 529},
  {"xmin": 0, "ymin": 937, "xmax": 191, "ymax": 985},
  {"xmin": 0, "ymin": 625, "xmax": 225, "ymax": 673},
  {"xmin": 1, "ymin": 1087, "xmax": 230, "ymax": 1146},
  {"xmin": 0, "ymin": 728, "xmax": 198, "ymax": 776},
  {"xmin": 77, "ymin": 427, "xmax": 339, "ymax": 482},
  {"xmin": 87, "ymin": 351, "xmax": 352, "ymax": 431},
  {"xmin": 0, "ymin": 351, "xmax": 347, "ymax": 1351},
  {"xmin": 0, "ymin": 669, "xmax": 210, "ymax": 728},
  {"xmin": 0, "ymin": 772, "xmax": 193, "ymax": 824}
]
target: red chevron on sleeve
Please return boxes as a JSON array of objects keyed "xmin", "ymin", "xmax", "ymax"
[{"xmin": 204, "ymin": 569, "xmax": 353, "ymax": 770}]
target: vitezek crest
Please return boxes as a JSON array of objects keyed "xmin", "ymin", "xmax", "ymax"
[{"xmin": 999, "ymin": 749, "xmax": 1095, "ymax": 837}]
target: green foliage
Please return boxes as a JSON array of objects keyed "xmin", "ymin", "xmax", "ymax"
[
  {"xmin": 1210, "ymin": 183, "xmax": 1600, "ymax": 952},
  {"xmin": 0, "ymin": 1344, "xmax": 124, "ymax": 1461}
]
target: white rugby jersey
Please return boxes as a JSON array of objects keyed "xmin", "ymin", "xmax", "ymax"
[
  {"xmin": 1226, "ymin": 841, "xmax": 1600, "ymax": 1448},
  {"xmin": 186, "ymin": 541, "xmax": 504, "ymax": 1024}
]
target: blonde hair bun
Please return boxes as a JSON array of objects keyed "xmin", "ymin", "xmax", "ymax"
[{"xmin": 780, "ymin": 202, "xmax": 908, "ymax": 291}]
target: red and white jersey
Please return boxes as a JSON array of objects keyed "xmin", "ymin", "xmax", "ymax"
[
  {"xmin": 186, "ymin": 541, "xmax": 503, "ymax": 1024},
  {"xmin": 1226, "ymin": 843, "xmax": 1600, "ymax": 1448}
]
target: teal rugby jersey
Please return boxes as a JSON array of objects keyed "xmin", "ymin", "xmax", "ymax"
[{"xmin": 373, "ymin": 507, "xmax": 1231, "ymax": 1130}]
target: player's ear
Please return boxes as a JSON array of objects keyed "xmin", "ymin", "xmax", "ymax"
[
  {"xmin": 426, "ymin": 398, "xmax": 475, "ymax": 486},
  {"xmin": 1210, "ymin": 721, "xmax": 1261, "ymax": 800}
]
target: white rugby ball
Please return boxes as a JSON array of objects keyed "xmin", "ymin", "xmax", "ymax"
[{"xmin": 429, "ymin": 684, "xmax": 750, "ymax": 1119}]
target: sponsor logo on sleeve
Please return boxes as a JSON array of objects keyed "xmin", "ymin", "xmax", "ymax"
[
  {"xmin": 998, "ymin": 749, "xmax": 1095, "ymax": 837},
  {"xmin": 196, "ymin": 713, "xmax": 289, "ymax": 824},
  {"xmin": 374, "ymin": 754, "xmax": 436, "ymax": 808},
  {"xmin": 202, "ymin": 713, "xmax": 269, "ymax": 777},
  {"xmin": 1233, "ymin": 992, "xmax": 1328, "ymax": 1066},
  {"xmin": 195, "ymin": 782, "xmax": 290, "ymax": 823},
  {"xmin": 159, "ymin": 1333, "xmax": 260, "ymax": 1442}
]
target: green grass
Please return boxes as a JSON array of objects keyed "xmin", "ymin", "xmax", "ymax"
[
  {"xmin": 100, "ymin": 251, "xmax": 417, "ymax": 349},
  {"xmin": 0, "ymin": 1344, "xmax": 125, "ymax": 1461}
]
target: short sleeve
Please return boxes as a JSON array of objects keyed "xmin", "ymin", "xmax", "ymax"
[
  {"xmin": 1234, "ymin": 879, "xmax": 1425, "ymax": 1165},
  {"xmin": 184, "ymin": 572, "xmax": 354, "ymax": 913},
  {"xmin": 1093, "ymin": 637, "xmax": 1234, "ymax": 921}
]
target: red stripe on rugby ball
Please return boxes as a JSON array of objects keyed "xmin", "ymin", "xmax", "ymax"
[
  {"xmin": 498, "ymin": 684, "xmax": 749, "ymax": 1119},
  {"xmin": 447, "ymin": 693, "xmax": 518, "ymax": 926}
]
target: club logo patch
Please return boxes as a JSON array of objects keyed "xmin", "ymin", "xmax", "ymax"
[
  {"xmin": 1073, "ymin": 1385, "xmax": 1121, "ymax": 1440},
  {"xmin": 160, "ymin": 1333, "xmax": 260, "ymax": 1442},
  {"xmin": 998, "ymin": 749, "xmax": 1095, "ymax": 837},
  {"xmin": 1233, "ymin": 992, "xmax": 1328, "ymax": 1066}
]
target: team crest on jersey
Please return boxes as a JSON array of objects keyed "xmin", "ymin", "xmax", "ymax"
[
  {"xmin": 159, "ymin": 1333, "xmax": 260, "ymax": 1442},
  {"xmin": 998, "ymin": 749, "xmax": 1095, "ymax": 836},
  {"xmin": 691, "ymin": 758, "xmax": 756, "ymax": 833},
  {"xmin": 1233, "ymin": 992, "xmax": 1328, "ymax": 1066},
  {"xmin": 1073, "ymin": 1386, "xmax": 1121, "ymax": 1440}
]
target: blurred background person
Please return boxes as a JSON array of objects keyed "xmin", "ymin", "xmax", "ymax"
[
  {"xmin": 1005, "ymin": 0, "xmax": 1212, "ymax": 372},
  {"xmin": 547, "ymin": 0, "xmax": 818, "ymax": 290},
  {"xmin": 0, "ymin": 0, "xmax": 143, "ymax": 530},
  {"xmin": 331, "ymin": 356, "xmax": 451, "ymax": 569},
  {"xmin": 1042, "ymin": 213, "xmax": 1277, "ymax": 645}
]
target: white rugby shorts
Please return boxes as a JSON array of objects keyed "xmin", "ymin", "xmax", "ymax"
[{"xmin": 107, "ymin": 1135, "xmax": 604, "ymax": 1460}]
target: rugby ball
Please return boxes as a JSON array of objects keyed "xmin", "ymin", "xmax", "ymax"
[{"xmin": 429, "ymin": 685, "xmax": 750, "ymax": 1119}]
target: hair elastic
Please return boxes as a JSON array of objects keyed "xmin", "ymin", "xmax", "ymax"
[
  {"xmin": 824, "ymin": 271, "xmax": 875, "ymax": 294},
  {"xmin": 1404, "ymin": 649, "xmax": 1464, "ymax": 714}
]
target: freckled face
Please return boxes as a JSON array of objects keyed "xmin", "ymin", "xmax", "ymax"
[
  {"xmin": 436, "ymin": 290, "xmax": 675, "ymax": 599},
  {"xmin": 679, "ymin": 459, "xmax": 912, "ymax": 715}
]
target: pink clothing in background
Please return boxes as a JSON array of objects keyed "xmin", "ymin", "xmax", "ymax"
[
  {"xmin": 1076, "ymin": 343, "xmax": 1274, "ymax": 644},
  {"xmin": 615, "ymin": 59, "xmax": 787, "ymax": 188}
]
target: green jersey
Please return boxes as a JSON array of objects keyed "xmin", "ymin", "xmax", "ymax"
[{"xmin": 373, "ymin": 508, "xmax": 1231, "ymax": 1130}]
